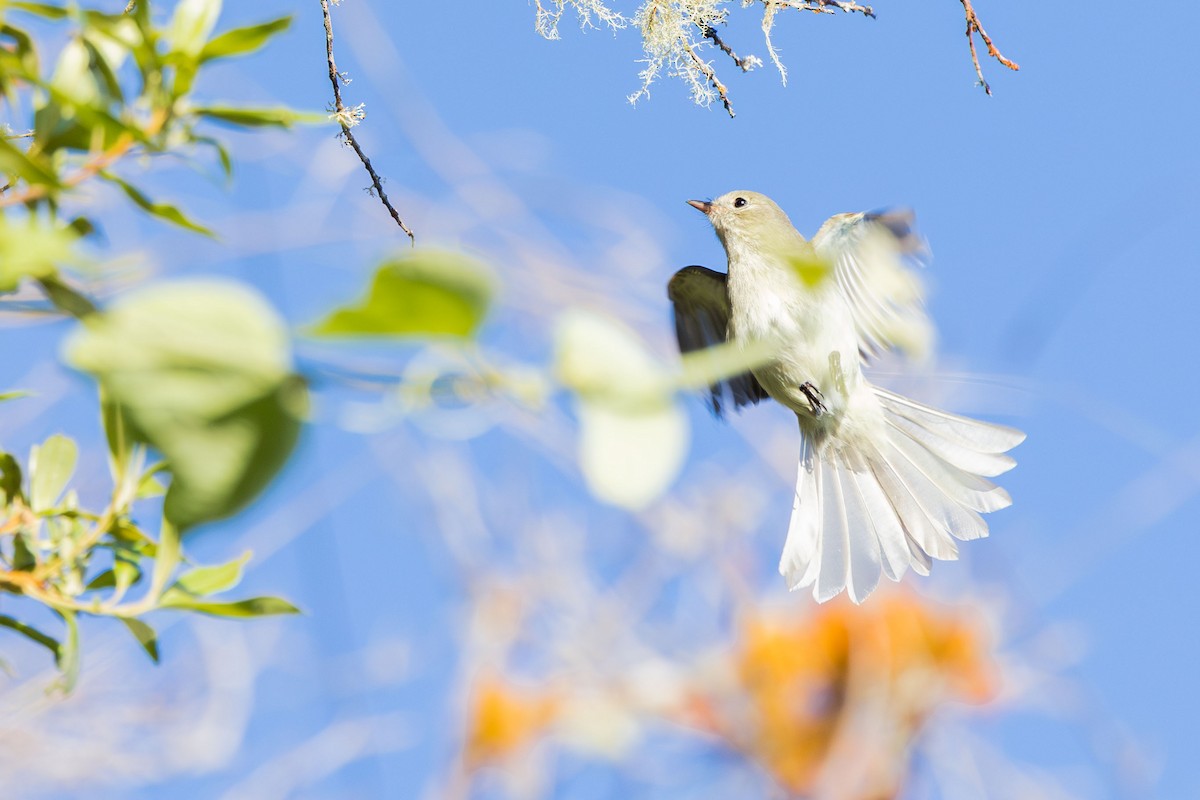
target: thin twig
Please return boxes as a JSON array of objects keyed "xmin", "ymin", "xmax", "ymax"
[
  {"xmin": 772, "ymin": 0, "xmax": 875, "ymax": 19},
  {"xmin": 320, "ymin": 0, "xmax": 414, "ymax": 242},
  {"xmin": 683, "ymin": 39, "xmax": 735, "ymax": 118},
  {"xmin": 959, "ymin": 0, "xmax": 1019, "ymax": 95},
  {"xmin": 702, "ymin": 26, "xmax": 759, "ymax": 72}
]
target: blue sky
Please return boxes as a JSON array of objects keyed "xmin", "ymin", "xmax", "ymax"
[{"xmin": 3, "ymin": 1, "xmax": 1199, "ymax": 797}]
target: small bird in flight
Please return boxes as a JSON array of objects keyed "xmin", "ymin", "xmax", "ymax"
[{"xmin": 669, "ymin": 191, "xmax": 1023, "ymax": 604}]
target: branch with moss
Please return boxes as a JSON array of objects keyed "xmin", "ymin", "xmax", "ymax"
[
  {"xmin": 533, "ymin": 0, "xmax": 1019, "ymax": 115},
  {"xmin": 320, "ymin": 0, "xmax": 415, "ymax": 242}
]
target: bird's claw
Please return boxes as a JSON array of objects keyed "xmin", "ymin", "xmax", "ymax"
[{"xmin": 800, "ymin": 382, "xmax": 827, "ymax": 417}]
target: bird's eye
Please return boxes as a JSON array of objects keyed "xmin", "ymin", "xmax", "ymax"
[{"xmin": 733, "ymin": 197, "xmax": 747, "ymax": 208}]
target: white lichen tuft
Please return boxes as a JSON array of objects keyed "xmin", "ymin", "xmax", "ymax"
[
  {"xmin": 534, "ymin": 0, "xmax": 628, "ymax": 40},
  {"xmin": 629, "ymin": 0, "xmax": 728, "ymax": 108}
]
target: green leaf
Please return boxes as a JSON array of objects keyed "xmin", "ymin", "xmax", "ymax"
[
  {"xmin": 311, "ymin": 251, "xmax": 494, "ymax": 339},
  {"xmin": 194, "ymin": 105, "xmax": 325, "ymax": 129},
  {"xmin": 7, "ymin": 3, "xmax": 69, "ymax": 20},
  {"xmin": 0, "ymin": 135, "xmax": 60, "ymax": 189},
  {"xmin": 53, "ymin": 610, "xmax": 80, "ymax": 693},
  {"xmin": 171, "ymin": 550, "xmax": 250, "ymax": 596},
  {"xmin": 147, "ymin": 515, "xmax": 181, "ymax": 600},
  {"xmin": 37, "ymin": 274, "xmax": 98, "ymax": 318},
  {"xmin": 158, "ymin": 592, "xmax": 300, "ymax": 618},
  {"xmin": 0, "ymin": 391, "xmax": 30, "ymax": 403},
  {"xmin": 118, "ymin": 616, "xmax": 159, "ymax": 663},
  {"xmin": 0, "ymin": 614, "xmax": 60, "ymax": 657},
  {"xmin": 199, "ymin": 15, "xmax": 291, "ymax": 62},
  {"xmin": 0, "ymin": 216, "xmax": 77, "ymax": 292},
  {"xmin": 0, "ymin": 452, "xmax": 24, "ymax": 504},
  {"xmin": 65, "ymin": 280, "xmax": 306, "ymax": 530},
  {"xmin": 167, "ymin": 0, "xmax": 222, "ymax": 58},
  {"xmin": 29, "ymin": 433, "xmax": 77, "ymax": 512},
  {"xmin": 555, "ymin": 311, "xmax": 688, "ymax": 509},
  {"xmin": 102, "ymin": 172, "xmax": 215, "ymax": 236}
]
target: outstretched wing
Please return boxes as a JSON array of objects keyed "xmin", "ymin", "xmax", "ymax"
[
  {"xmin": 812, "ymin": 209, "xmax": 934, "ymax": 363},
  {"xmin": 667, "ymin": 265, "xmax": 768, "ymax": 417}
]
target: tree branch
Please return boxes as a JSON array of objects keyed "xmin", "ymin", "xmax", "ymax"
[
  {"xmin": 320, "ymin": 0, "xmax": 414, "ymax": 242},
  {"xmin": 959, "ymin": 0, "xmax": 1019, "ymax": 95}
]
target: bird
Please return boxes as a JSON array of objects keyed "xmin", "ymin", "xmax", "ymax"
[{"xmin": 668, "ymin": 191, "xmax": 1023, "ymax": 604}]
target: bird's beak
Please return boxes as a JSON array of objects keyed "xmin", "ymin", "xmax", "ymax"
[{"xmin": 687, "ymin": 199, "xmax": 713, "ymax": 215}]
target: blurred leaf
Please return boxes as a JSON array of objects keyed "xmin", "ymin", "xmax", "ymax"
[
  {"xmin": 167, "ymin": 0, "xmax": 221, "ymax": 58},
  {"xmin": 677, "ymin": 336, "xmax": 778, "ymax": 393},
  {"xmin": 555, "ymin": 311, "xmax": 688, "ymax": 509},
  {"xmin": 6, "ymin": 3, "xmax": 69, "ymax": 19},
  {"xmin": 577, "ymin": 400, "xmax": 688, "ymax": 510},
  {"xmin": 0, "ymin": 615, "xmax": 60, "ymax": 656},
  {"xmin": 0, "ymin": 217, "xmax": 77, "ymax": 292},
  {"xmin": 0, "ymin": 391, "xmax": 30, "ymax": 403},
  {"xmin": 29, "ymin": 433, "xmax": 77, "ymax": 512},
  {"xmin": 65, "ymin": 280, "xmax": 305, "ymax": 530},
  {"xmin": 0, "ymin": 137, "xmax": 61, "ymax": 197},
  {"xmin": 200, "ymin": 15, "xmax": 291, "ymax": 62},
  {"xmin": 787, "ymin": 253, "xmax": 833, "ymax": 289},
  {"xmin": 554, "ymin": 309, "xmax": 670, "ymax": 408},
  {"xmin": 158, "ymin": 593, "xmax": 300, "ymax": 618},
  {"xmin": 195, "ymin": 105, "xmax": 325, "ymax": 129},
  {"xmin": 53, "ymin": 610, "xmax": 80, "ymax": 693},
  {"xmin": 102, "ymin": 172, "xmax": 214, "ymax": 236},
  {"xmin": 311, "ymin": 251, "xmax": 494, "ymax": 339},
  {"xmin": 37, "ymin": 274, "xmax": 98, "ymax": 318},
  {"xmin": 136, "ymin": 462, "xmax": 167, "ymax": 499},
  {"xmin": 0, "ymin": 452, "xmax": 24, "ymax": 503},
  {"xmin": 147, "ymin": 516, "xmax": 181, "ymax": 601},
  {"xmin": 118, "ymin": 616, "xmax": 159, "ymax": 663},
  {"xmin": 171, "ymin": 550, "xmax": 250, "ymax": 597}
]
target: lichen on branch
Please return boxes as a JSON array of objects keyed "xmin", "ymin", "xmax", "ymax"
[{"xmin": 531, "ymin": 0, "xmax": 1018, "ymax": 117}]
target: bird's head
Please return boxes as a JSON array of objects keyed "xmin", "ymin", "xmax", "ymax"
[{"xmin": 687, "ymin": 191, "xmax": 799, "ymax": 257}]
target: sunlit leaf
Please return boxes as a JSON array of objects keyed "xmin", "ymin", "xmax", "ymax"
[
  {"xmin": 311, "ymin": 251, "xmax": 494, "ymax": 339},
  {"xmin": 29, "ymin": 433, "xmax": 77, "ymax": 512},
  {"xmin": 555, "ymin": 310, "xmax": 688, "ymax": 509},
  {"xmin": 195, "ymin": 105, "xmax": 325, "ymax": 129},
  {"xmin": 200, "ymin": 16, "xmax": 291, "ymax": 62},
  {"xmin": 0, "ymin": 391, "xmax": 30, "ymax": 403},
  {"xmin": 167, "ymin": 0, "xmax": 222, "ymax": 58},
  {"xmin": 0, "ymin": 138, "xmax": 62, "ymax": 198},
  {"xmin": 577, "ymin": 400, "xmax": 688, "ymax": 511},
  {"xmin": 158, "ymin": 592, "xmax": 300, "ymax": 618},
  {"xmin": 171, "ymin": 550, "xmax": 251, "ymax": 597},
  {"xmin": 102, "ymin": 172, "xmax": 215, "ymax": 236},
  {"xmin": 65, "ymin": 280, "xmax": 306, "ymax": 529},
  {"xmin": 118, "ymin": 616, "xmax": 159, "ymax": 663},
  {"xmin": 6, "ymin": 3, "xmax": 69, "ymax": 20},
  {"xmin": 0, "ymin": 216, "xmax": 77, "ymax": 293}
]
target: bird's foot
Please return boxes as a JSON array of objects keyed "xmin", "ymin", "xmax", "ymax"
[{"xmin": 799, "ymin": 382, "xmax": 827, "ymax": 417}]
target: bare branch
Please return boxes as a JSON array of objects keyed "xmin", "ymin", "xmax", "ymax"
[
  {"xmin": 320, "ymin": 0, "xmax": 415, "ymax": 242},
  {"xmin": 702, "ymin": 26, "xmax": 761, "ymax": 73},
  {"xmin": 683, "ymin": 39, "xmax": 736, "ymax": 118},
  {"xmin": 959, "ymin": 0, "xmax": 1019, "ymax": 95}
]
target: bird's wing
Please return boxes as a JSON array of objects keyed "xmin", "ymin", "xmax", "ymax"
[
  {"xmin": 667, "ymin": 265, "xmax": 769, "ymax": 417},
  {"xmin": 812, "ymin": 209, "xmax": 934, "ymax": 363}
]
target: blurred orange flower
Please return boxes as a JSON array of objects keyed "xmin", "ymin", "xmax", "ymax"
[
  {"xmin": 688, "ymin": 590, "xmax": 997, "ymax": 798},
  {"xmin": 464, "ymin": 675, "xmax": 560, "ymax": 768}
]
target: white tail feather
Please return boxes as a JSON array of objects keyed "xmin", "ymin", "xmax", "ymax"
[{"xmin": 780, "ymin": 387, "xmax": 1022, "ymax": 603}]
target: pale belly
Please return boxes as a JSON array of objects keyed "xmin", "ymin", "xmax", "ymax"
[{"xmin": 728, "ymin": 278, "xmax": 873, "ymax": 440}]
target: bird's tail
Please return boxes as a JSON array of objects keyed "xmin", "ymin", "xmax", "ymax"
[{"xmin": 779, "ymin": 386, "xmax": 1025, "ymax": 604}]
